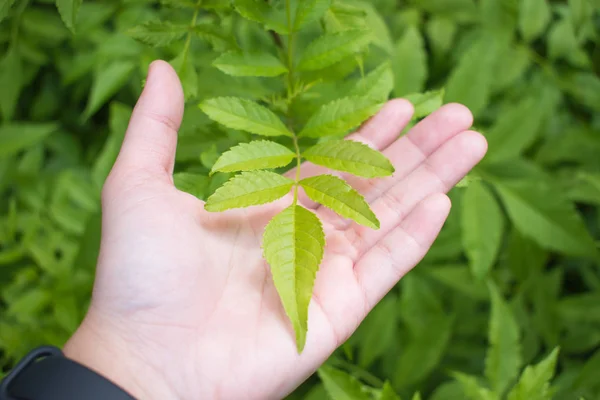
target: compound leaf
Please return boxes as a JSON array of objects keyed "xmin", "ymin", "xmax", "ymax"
[
  {"xmin": 213, "ymin": 51, "xmax": 288, "ymax": 77},
  {"xmin": 211, "ymin": 140, "xmax": 295, "ymax": 174},
  {"xmin": 300, "ymin": 175, "xmax": 379, "ymax": 229},
  {"xmin": 507, "ymin": 348, "xmax": 559, "ymax": 400},
  {"xmin": 298, "ymin": 30, "xmax": 372, "ymax": 71},
  {"xmin": 264, "ymin": 205, "xmax": 324, "ymax": 351},
  {"xmin": 200, "ymin": 97, "xmax": 293, "ymax": 137},
  {"xmin": 204, "ymin": 171, "xmax": 293, "ymax": 211},
  {"xmin": 303, "ymin": 140, "xmax": 394, "ymax": 178},
  {"xmin": 128, "ymin": 21, "xmax": 189, "ymax": 47},
  {"xmin": 83, "ymin": 60, "xmax": 136, "ymax": 119},
  {"xmin": 299, "ymin": 97, "xmax": 383, "ymax": 138}
]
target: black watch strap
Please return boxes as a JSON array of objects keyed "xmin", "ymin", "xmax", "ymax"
[{"xmin": 1, "ymin": 346, "xmax": 137, "ymax": 400}]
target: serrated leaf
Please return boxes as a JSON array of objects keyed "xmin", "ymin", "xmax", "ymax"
[
  {"xmin": 56, "ymin": 0, "xmax": 82, "ymax": 32},
  {"xmin": 461, "ymin": 181, "xmax": 504, "ymax": 280},
  {"xmin": 205, "ymin": 171, "xmax": 293, "ymax": 211},
  {"xmin": 493, "ymin": 179, "xmax": 597, "ymax": 257},
  {"xmin": 507, "ymin": 348, "xmax": 559, "ymax": 400},
  {"xmin": 128, "ymin": 21, "xmax": 189, "ymax": 47},
  {"xmin": 0, "ymin": 0, "xmax": 17, "ymax": 23},
  {"xmin": 213, "ymin": 51, "xmax": 288, "ymax": 77},
  {"xmin": 298, "ymin": 30, "xmax": 372, "ymax": 71},
  {"xmin": 0, "ymin": 47, "xmax": 23, "ymax": 122},
  {"xmin": 300, "ymin": 175, "xmax": 379, "ymax": 229},
  {"xmin": 453, "ymin": 373, "xmax": 496, "ymax": 400},
  {"xmin": 299, "ymin": 97, "xmax": 383, "ymax": 138},
  {"xmin": 200, "ymin": 97, "xmax": 292, "ymax": 137},
  {"xmin": 485, "ymin": 282, "xmax": 522, "ymax": 396},
  {"xmin": 392, "ymin": 26, "xmax": 428, "ymax": 96},
  {"xmin": 349, "ymin": 62, "xmax": 394, "ymax": 101},
  {"xmin": 211, "ymin": 140, "xmax": 295, "ymax": 174},
  {"xmin": 404, "ymin": 90, "xmax": 444, "ymax": 119},
  {"xmin": 174, "ymin": 172, "xmax": 209, "ymax": 199},
  {"xmin": 264, "ymin": 205, "xmax": 324, "ymax": 351},
  {"xmin": 171, "ymin": 50, "xmax": 198, "ymax": 100},
  {"xmin": 83, "ymin": 61, "xmax": 135, "ymax": 120},
  {"xmin": 318, "ymin": 366, "xmax": 371, "ymax": 400},
  {"xmin": 294, "ymin": 0, "xmax": 332, "ymax": 31},
  {"xmin": 303, "ymin": 140, "xmax": 394, "ymax": 178},
  {"xmin": 519, "ymin": 0, "xmax": 551, "ymax": 42},
  {"xmin": 0, "ymin": 123, "xmax": 58, "ymax": 158}
]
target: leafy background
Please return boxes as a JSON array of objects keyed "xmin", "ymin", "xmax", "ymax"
[{"xmin": 1, "ymin": 0, "xmax": 600, "ymax": 399}]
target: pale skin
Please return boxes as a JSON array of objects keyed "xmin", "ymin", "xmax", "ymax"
[{"xmin": 63, "ymin": 61, "xmax": 487, "ymax": 399}]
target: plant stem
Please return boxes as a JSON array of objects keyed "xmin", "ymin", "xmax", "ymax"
[
  {"xmin": 183, "ymin": 1, "xmax": 202, "ymax": 63},
  {"xmin": 285, "ymin": 0, "xmax": 301, "ymax": 206}
]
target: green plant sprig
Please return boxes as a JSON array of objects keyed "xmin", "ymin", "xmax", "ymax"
[{"xmin": 198, "ymin": 0, "xmax": 394, "ymax": 352}]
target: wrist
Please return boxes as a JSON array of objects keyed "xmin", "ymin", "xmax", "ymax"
[{"xmin": 64, "ymin": 311, "xmax": 177, "ymax": 400}]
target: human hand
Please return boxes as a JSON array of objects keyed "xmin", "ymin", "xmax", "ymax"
[{"xmin": 64, "ymin": 61, "xmax": 487, "ymax": 399}]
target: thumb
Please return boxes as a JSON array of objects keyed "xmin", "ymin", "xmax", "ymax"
[{"xmin": 113, "ymin": 60, "xmax": 184, "ymax": 183}]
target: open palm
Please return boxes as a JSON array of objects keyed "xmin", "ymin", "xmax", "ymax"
[{"xmin": 64, "ymin": 61, "xmax": 487, "ymax": 400}]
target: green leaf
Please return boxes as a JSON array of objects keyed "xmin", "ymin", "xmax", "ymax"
[
  {"xmin": 200, "ymin": 97, "xmax": 292, "ymax": 137},
  {"xmin": 379, "ymin": 381, "xmax": 401, "ymax": 400},
  {"xmin": 232, "ymin": 0, "xmax": 288, "ymax": 34},
  {"xmin": 83, "ymin": 61, "xmax": 135, "ymax": 120},
  {"xmin": 562, "ymin": 72, "xmax": 600, "ymax": 112},
  {"xmin": 349, "ymin": 62, "xmax": 394, "ymax": 101},
  {"xmin": 486, "ymin": 89, "xmax": 559, "ymax": 162},
  {"xmin": 485, "ymin": 282, "xmax": 522, "ymax": 396},
  {"xmin": 213, "ymin": 51, "xmax": 288, "ymax": 77},
  {"xmin": 128, "ymin": 21, "xmax": 189, "ymax": 47},
  {"xmin": 204, "ymin": 171, "xmax": 293, "ymax": 211},
  {"xmin": 171, "ymin": 50, "xmax": 198, "ymax": 100},
  {"xmin": 294, "ymin": 0, "xmax": 332, "ymax": 31},
  {"xmin": 318, "ymin": 365, "xmax": 371, "ymax": 400},
  {"xmin": 303, "ymin": 140, "xmax": 394, "ymax": 178},
  {"xmin": 56, "ymin": 0, "xmax": 82, "ymax": 33},
  {"xmin": 493, "ymin": 179, "xmax": 597, "ymax": 257},
  {"xmin": 356, "ymin": 295, "xmax": 398, "ymax": 368},
  {"xmin": 461, "ymin": 181, "xmax": 504, "ymax": 280},
  {"xmin": 519, "ymin": 0, "xmax": 551, "ymax": 42},
  {"xmin": 453, "ymin": 373, "xmax": 496, "ymax": 400},
  {"xmin": 426, "ymin": 16, "xmax": 457, "ymax": 55},
  {"xmin": 404, "ymin": 89, "xmax": 445, "ymax": 119},
  {"xmin": 264, "ymin": 205, "xmax": 324, "ymax": 351},
  {"xmin": 0, "ymin": 47, "xmax": 23, "ymax": 122},
  {"xmin": 507, "ymin": 348, "xmax": 559, "ymax": 400},
  {"xmin": 192, "ymin": 24, "xmax": 238, "ymax": 52},
  {"xmin": 547, "ymin": 18, "xmax": 578, "ymax": 60},
  {"xmin": 0, "ymin": 0, "xmax": 17, "ymax": 23},
  {"xmin": 299, "ymin": 97, "xmax": 383, "ymax": 138},
  {"xmin": 0, "ymin": 123, "xmax": 57, "ymax": 158},
  {"xmin": 392, "ymin": 26, "xmax": 428, "ymax": 96},
  {"xmin": 174, "ymin": 172, "xmax": 209, "ymax": 199},
  {"xmin": 298, "ymin": 30, "xmax": 372, "ymax": 71},
  {"xmin": 211, "ymin": 140, "xmax": 295, "ymax": 175},
  {"xmin": 300, "ymin": 175, "xmax": 379, "ymax": 229},
  {"xmin": 445, "ymin": 34, "xmax": 499, "ymax": 117}
]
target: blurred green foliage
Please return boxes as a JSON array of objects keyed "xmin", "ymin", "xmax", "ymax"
[{"xmin": 1, "ymin": 0, "xmax": 600, "ymax": 399}]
